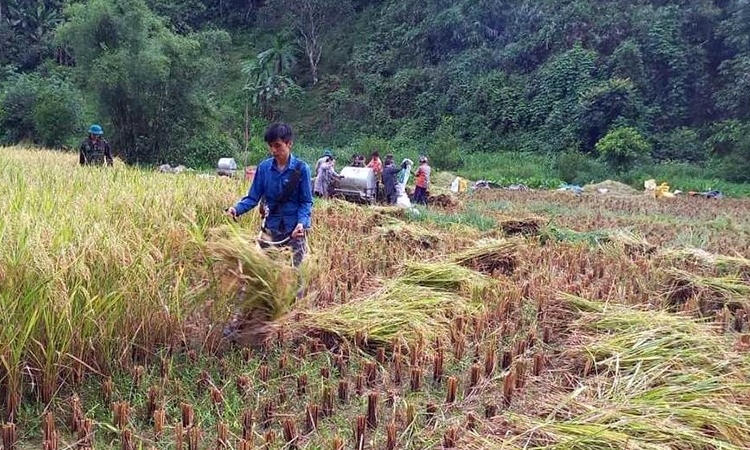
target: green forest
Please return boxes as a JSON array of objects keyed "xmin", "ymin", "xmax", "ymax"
[{"xmin": 2, "ymin": 0, "xmax": 750, "ymax": 189}]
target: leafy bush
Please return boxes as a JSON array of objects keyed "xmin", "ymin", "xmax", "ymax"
[
  {"xmin": 33, "ymin": 78, "xmax": 84, "ymax": 148},
  {"xmin": 354, "ymin": 135, "xmax": 392, "ymax": 159},
  {"xmin": 0, "ymin": 73, "xmax": 39, "ymax": 143},
  {"xmin": 554, "ymin": 150, "xmax": 607, "ymax": 185},
  {"xmin": 652, "ymin": 127, "xmax": 705, "ymax": 162},
  {"xmin": 428, "ymin": 117, "xmax": 463, "ymax": 171},
  {"xmin": 182, "ymin": 132, "xmax": 241, "ymax": 169},
  {"xmin": 0, "ymin": 72, "xmax": 84, "ymax": 147},
  {"xmin": 595, "ymin": 126, "xmax": 652, "ymax": 173},
  {"xmin": 704, "ymin": 120, "xmax": 750, "ymax": 183}
]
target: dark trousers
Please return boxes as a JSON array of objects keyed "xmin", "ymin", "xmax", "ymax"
[
  {"xmin": 413, "ymin": 186, "xmax": 428, "ymax": 205},
  {"xmin": 259, "ymin": 228, "xmax": 307, "ymax": 268}
]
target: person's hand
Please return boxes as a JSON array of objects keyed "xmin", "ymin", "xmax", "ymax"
[
  {"xmin": 292, "ymin": 223, "xmax": 305, "ymax": 239},
  {"xmin": 225, "ymin": 207, "xmax": 237, "ymax": 218}
]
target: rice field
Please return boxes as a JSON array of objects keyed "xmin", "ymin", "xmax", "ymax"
[{"xmin": 2, "ymin": 147, "xmax": 750, "ymax": 449}]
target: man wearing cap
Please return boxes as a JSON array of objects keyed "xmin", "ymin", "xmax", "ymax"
[{"xmin": 79, "ymin": 124, "xmax": 114, "ymax": 166}]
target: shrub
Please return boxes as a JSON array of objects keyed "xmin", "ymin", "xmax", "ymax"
[
  {"xmin": 652, "ymin": 127, "xmax": 705, "ymax": 162},
  {"xmin": 595, "ymin": 126, "xmax": 652, "ymax": 173},
  {"xmin": 33, "ymin": 78, "xmax": 84, "ymax": 148},
  {"xmin": 0, "ymin": 72, "xmax": 39, "ymax": 143},
  {"xmin": 554, "ymin": 150, "xmax": 607, "ymax": 185},
  {"xmin": 428, "ymin": 117, "xmax": 464, "ymax": 171}
]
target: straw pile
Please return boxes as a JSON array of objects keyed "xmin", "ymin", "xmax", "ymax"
[
  {"xmin": 447, "ymin": 238, "xmax": 521, "ymax": 275},
  {"xmin": 291, "ymin": 281, "xmax": 482, "ymax": 349},
  {"xmin": 428, "ymin": 193, "xmax": 461, "ymax": 209},
  {"xmin": 582, "ymin": 179, "xmax": 639, "ymax": 196}
]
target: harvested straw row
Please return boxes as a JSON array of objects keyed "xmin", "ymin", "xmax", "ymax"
[
  {"xmin": 540, "ymin": 226, "xmax": 656, "ymax": 254},
  {"xmin": 662, "ymin": 268, "xmax": 750, "ymax": 313},
  {"xmin": 475, "ymin": 295, "xmax": 750, "ymax": 449},
  {"xmin": 660, "ymin": 247, "xmax": 750, "ymax": 277},
  {"xmin": 206, "ymin": 225, "xmax": 299, "ymax": 322},
  {"xmin": 290, "ymin": 281, "xmax": 483, "ymax": 349},
  {"xmin": 447, "ymin": 238, "xmax": 521, "ymax": 275},
  {"xmin": 400, "ymin": 261, "xmax": 496, "ymax": 297}
]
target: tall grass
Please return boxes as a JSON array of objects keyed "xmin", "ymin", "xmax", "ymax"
[{"xmin": 0, "ymin": 148, "xmax": 242, "ymax": 417}]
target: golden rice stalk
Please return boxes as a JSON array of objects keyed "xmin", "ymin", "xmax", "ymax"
[
  {"xmin": 447, "ymin": 238, "xmax": 521, "ymax": 275},
  {"xmin": 206, "ymin": 225, "xmax": 299, "ymax": 321},
  {"xmin": 291, "ymin": 281, "xmax": 483, "ymax": 349}
]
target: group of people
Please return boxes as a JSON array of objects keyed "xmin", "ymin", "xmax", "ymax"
[
  {"xmin": 312, "ymin": 149, "xmax": 432, "ymax": 206},
  {"xmin": 78, "ymin": 120, "xmax": 430, "ymax": 272}
]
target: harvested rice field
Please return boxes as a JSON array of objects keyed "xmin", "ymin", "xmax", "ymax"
[{"xmin": 2, "ymin": 147, "xmax": 750, "ymax": 449}]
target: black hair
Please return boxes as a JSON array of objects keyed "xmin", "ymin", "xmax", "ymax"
[
  {"xmin": 264, "ymin": 122, "xmax": 294, "ymax": 144},
  {"xmin": 371, "ymin": 151, "xmax": 380, "ymax": 158}
]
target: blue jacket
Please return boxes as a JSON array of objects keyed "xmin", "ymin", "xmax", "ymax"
[{"xmin": 234, "ymin": 155, "xmax": 313, "ymax": 235}]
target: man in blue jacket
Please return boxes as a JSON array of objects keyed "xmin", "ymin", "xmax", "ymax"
[{"xmin": 226, "ymin": 122, "xmax": 313, "ymax": 268}]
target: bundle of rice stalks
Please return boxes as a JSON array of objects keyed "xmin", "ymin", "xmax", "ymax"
[
  {"xmin": 400, "ymin": 261, "xmax": 496, "ymax": 298},
  {"xmin": 447, "ymin": 238, "xmax": 520, "ymax": 275},
  {"xmin": 541, "ymin": 226, "xmax": 655, "ymax": 255},
  {"xmin": 561, "ymin": 294, "xmax": 727, "ymax": 372},
  {"xmin": 478, "ymin": 295, "xmax": 750, "ymax": 449},
  {"xmin": 604, "ymin": 229, "xmax": 657, "ymax": 255},
  {"xmin": 206, "ymin": 225, "xmax": 299, "ymax": 322},
  {"xmin": 540, "ymin": 225, "xmax": 611, "ymax": 246},
  {"xmin": 663, "ymin": 268, "xmax": 750, "ymax": 313},
  {"xmin": 660, "ymin": 248, "xmax": 750, "ymax": 278},
  {"xmin": 290, "ymin": 281, "xmax": 483, "ymax": 349},
  {"xmin": 374, "ymin": 220, "xmax": 442, "ymax": 249},
  {"xmin": 498, "ymin": 216, "xmax": 544, "ymax": 236}
]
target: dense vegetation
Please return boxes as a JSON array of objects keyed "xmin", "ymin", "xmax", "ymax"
[{"xmin": 2, "ymin": 0, "xmax": 750, "ymax": 185}]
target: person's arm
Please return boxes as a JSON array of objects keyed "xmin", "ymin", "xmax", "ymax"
[
  {"xmin": 296, "ymin": 163, "xmax": 314, "ymax": 229},
  {"xmin": 79, "ymin": 142, "xmax": 85, "ymax": 165},
  {"xmin": 233, "ymin": 166, "xmax": 265, "ymax": 216},
  {"xmin": 104, "ymin": 141, "xmax": 113, "ymax": 166}
]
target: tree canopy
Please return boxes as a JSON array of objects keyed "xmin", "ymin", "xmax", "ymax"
[{"xmin": 1, "ymin": 0, "xmax": 750, "ymax": 179}]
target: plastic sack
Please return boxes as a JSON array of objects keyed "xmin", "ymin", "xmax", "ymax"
[
  {"xmin": 396, "ymin": 192, "xmax": 412, "ymax": 208},
  {"xmin": 450, "ymin": 177, "xmax": 468, "ymax": 194}
]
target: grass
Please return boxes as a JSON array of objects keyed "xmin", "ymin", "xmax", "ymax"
[{"xmin": 3, "ymin": 146, "xmax": 750, "ymax": 449}]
